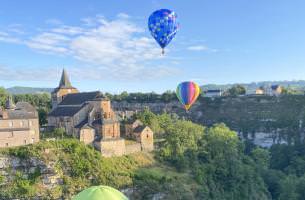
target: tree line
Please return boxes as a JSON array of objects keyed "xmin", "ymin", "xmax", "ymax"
[{"xmin": 134, "ymin": 109, "xmax": 305, "ymax": 199}]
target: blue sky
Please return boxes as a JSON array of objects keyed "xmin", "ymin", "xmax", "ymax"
[{"xmin": 1, "ymin": 0, "xmax": 305, "ymax": 93}]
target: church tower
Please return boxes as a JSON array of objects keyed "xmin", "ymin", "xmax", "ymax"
[{"xmin": 51, "ymin": 69, "xmax": 79, "ymax": 109}]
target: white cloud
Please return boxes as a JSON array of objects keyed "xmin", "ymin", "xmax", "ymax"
[
  {"xmin": 7, "ymin": 24, "xmax": 25, "ymax": 34},
  {"xmin": 51, "ymin": 25, "xmax": 85, "ymax": 35},
  {"xmin": 0, "ymin": 31, "xmax": 22, "ymax": 44},
  {"xmin": 0, "ymin": 65, "xmax": 58, "ymax": 81},
  {"xmin": 187, "ymin": 45, "xmax": 209, "ymax": 51},
  {"xmin": 117, "ymin": 13, "xmax": 130, "ymax": 19},
  {"xmin": 25, "ymin": 32, "xmax": 70, "ymax": 54},
  {"xmin": 0, "ymin": 14, "xmax": 180, "ymax": 81}
]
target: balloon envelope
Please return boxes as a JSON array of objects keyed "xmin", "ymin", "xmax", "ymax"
[
  {"xmin": 176, "ymin": 81, "xmax": 201, "ymax": 110},
  {"xmin": 72, "ymin": 186, "xmax": 128, "ymax": 200},
  {"xmin": 148, "ymin": 9, "xmax": 179, "ymax": 52}
]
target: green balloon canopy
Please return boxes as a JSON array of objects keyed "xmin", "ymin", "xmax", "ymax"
[{"xmin": 72, "ymin": 185, "xmax": 128, "ymax": 200}]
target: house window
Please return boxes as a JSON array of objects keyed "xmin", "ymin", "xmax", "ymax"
[
  {"xmin": 8, "ymin": 121, "xmax": 13, "ymax": 127},
  {"xmin": 24, "ymin": 140, "xmax": 27, "ymax": 144}
]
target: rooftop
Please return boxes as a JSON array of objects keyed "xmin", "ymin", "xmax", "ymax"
[
  {"xmin": 48, "ymin": 105, "xmax": 84, "ymax": 117},
  {"xmin": 59, "ymin": 91, "xmax": 103, "ymax": 106}
]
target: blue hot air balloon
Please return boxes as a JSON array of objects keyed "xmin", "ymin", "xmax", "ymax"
[{"xmin": 148, "ymin": 9, "xmax": 179, "ymax": 54}]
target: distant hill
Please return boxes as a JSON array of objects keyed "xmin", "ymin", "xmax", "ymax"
[
  {"xmin": 202, "ymin": 80, "xmax": 305, "ymax": 93},
  {"xmin": 6, "ymin": 86, "xmax": 53, "ymax": 94}
]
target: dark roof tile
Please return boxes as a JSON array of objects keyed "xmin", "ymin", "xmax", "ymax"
[
  {"xmin": 134, "ymin": 125, "xmax": 147, "ymax": 133},
  {"xmin": 48, "ymin": 106, "xmax": 83, "ymax": 117},
  {"xmin": 59, "ymin": 91, "xmax": 103, "ymax": 106},
  {"xmin": 75, "ymin": 118, "xmax": 88, "ymax": 129}
]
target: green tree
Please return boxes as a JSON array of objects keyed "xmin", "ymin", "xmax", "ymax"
[
  {"xmin": 53, "ymin": 128, "xmax": 66, "ymax": 139},
  {"xmin": 251, "ymin": 147, "xmax": 270, "ymax": 169},
  {"xmin": 161, "ymin": 90, "xmax": 176, "ymax": 102},
  {"xmin": 278, "ymin": 175, "xmax": 298, "ymax": 200},
  {"xmin": 227, "ymin": 85, "xmax": 246, "ymax": 96},
  {"xmin": 0, "ymin": 87, "xmax": 8, "ymax": 107}
]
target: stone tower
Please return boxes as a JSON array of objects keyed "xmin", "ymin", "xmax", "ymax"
[
  {"xmin": 100, "ymin": 99, "xmax": 120, "ymax": 139},
  {"xmin": 51, "ymin": 69, "xmax": 79, "ymax": 109},
  {"xmin": 5, "ymin": 96, "xmax": 16, "ymax": 110}
]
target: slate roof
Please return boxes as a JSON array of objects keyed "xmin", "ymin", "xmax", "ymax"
[
  {"xmin": 134, "ymin": 125, "xmax": 147, "ymax": 133},
  {"xmin": 59, "ymin": 91, "xmax": 103, "ymax": 106},
  {"xmin": 48, "ymin": 106, "xmax": 83, "ymax": 117},
  {"xmin": 3, "ymin": 102, "xmax": 38, "ymax": 119},
  {"xmin": 52, "ymin": 69, "xmax": 77, "ymax": 93},
  {"xmin": 74, "ymin": 118, "xmax": 91, "ymax": 129},
  {"xmin": 59, "ymin": 69, "xmax": 73, "ymax": 88},
  {"xmin": 16, "ymin": 102, "xmax": 36, "ymax": 112}
]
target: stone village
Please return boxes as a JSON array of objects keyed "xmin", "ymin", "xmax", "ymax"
[{"xmin": 0, "ymin": 69, "xmax": 154, "ymax": 157}]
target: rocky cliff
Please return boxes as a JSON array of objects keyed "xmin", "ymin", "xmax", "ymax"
[{"xmin": 113, "ymin": 95, "xmax": 305, "ymax": 147}]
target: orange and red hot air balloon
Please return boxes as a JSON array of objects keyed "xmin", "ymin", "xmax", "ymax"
[{"xmin": 176, "ymin": 81, "xmax": 201, "ymax": 111}]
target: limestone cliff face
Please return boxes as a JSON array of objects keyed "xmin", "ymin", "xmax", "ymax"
[
  {"xmin": 0, "ymin": 154, "xmax": 63, "ymax": 199},
  {"xmin": 113, "ymin": 95, "xmax": 305, "ymax": 147}
]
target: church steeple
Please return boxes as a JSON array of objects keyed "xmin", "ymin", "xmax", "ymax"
[
  {"xmin": 51, "ymin": 69, "xmax": 79, "ymax": 110},
  {"xmin": 58, "ymin": 69, "xmax": 73, "ymax": 88}
]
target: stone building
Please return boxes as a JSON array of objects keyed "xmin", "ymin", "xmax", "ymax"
[
  {"xmin": 125, "ymin": 119, "xmax": 154, "ymax": 151},
  {"xmin": 255, "ymin": 87, "xmax": 265, "ymax": 95},
  {"xmin": 0, "ymin": 96, "xmax": 40, "ymax": 148},
  {"xmin": 271, "ymin": 85, "xmax": 282, "ymax": 96},
  {"xmin": 48, "ymin": 69, "xmax": 153, "ymax": 157}
]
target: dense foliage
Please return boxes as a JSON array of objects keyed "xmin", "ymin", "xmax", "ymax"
[
  {"xmin": 136, "ymin": 110, "xmax": 305, "ymax": 199},
  {"xmin": 0, "ymin": 139, "xmax": 154, "ymax": 199},
  {"xmin": 226, "ymin": 85, "xmax": 246, "ymax": 96},
  {"xmin": 105, "ymin": 90, "xmax": 177, "ymax": 103},
  {"xmin": 0, "ymin": 87, "xmax": 8, "ymax": 107},
  {"xmin": 1, "ymin": 107, "xmax": 305, "ymax": 199},
  {"xmin": 136, "ymin": 110, "xmax": 269, "ymax": 199}
]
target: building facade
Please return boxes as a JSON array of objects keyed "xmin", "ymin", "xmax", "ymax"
[
  {"xmin": 271, "ymin": 85, "xmax": 282, "ymax": 96},
  {"xmin": 48, "ymin": 69, "xmax": 153, "ymax": 157},
  {"xmin": 255, "ymin": 87, "xmax": 265, "ymax": 95},
  {"xmin": 0, "ymin": 97, "xmax": 40, "ymax": 148}
]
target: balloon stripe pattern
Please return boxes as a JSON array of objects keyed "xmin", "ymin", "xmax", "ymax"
[
  {"xmin": 148, "ymin": 9, "xmax": 179, "ymax": 49},
  {"xmin": 176, "ymin": 81, "xmax": 200, "ymax": 111}
]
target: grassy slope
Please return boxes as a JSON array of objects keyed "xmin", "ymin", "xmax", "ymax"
[
  {"xmin": 0, "ymin": 139, "xmax": 196, "ymax": 199},
  {"xmin": 0, "ymin": 139, "xmax": 154, "ymax": 199}
]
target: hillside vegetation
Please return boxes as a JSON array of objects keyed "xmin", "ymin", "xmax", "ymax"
[
  {"xmin": 1, "ymin": 96, "xmax": 305, "ymax": 199},
  {"xmin": 0, "ymin": 139, "xmax": 154, "ymax": 199}
]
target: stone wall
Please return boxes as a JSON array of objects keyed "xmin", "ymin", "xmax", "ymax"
[
  {"xmin": 94, "ymin": 138, "xmax": 150, "ymax": 157},
  {"xmin": 98, "ymin": 138, "xmax": 126, "ymax": 157},
  {"xmin": 79, "ymin": 128, "xmax": 95, "ymax": 145},
  {"xmin": 0, "ymin": 118, "xmax": 39, "ymax": 148},
  {"xmin": 125, "ymin": 143, "xmax": 141, "ymax": 154}
]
